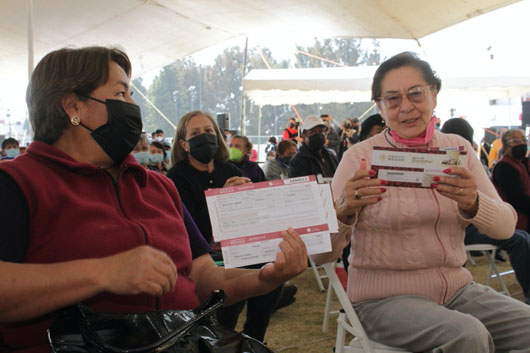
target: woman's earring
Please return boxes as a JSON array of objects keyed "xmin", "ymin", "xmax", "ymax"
[{"xmin": 71, "ymin": 116, "xmax": 80, "ymax": 126}]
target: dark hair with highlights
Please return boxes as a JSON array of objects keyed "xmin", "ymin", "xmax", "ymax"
[
  {"xmin": 371, "ymin": 52, "xmax": 441, "ymax": 101},
  {"xmin": 27, "ymin": 46, "xmax": 131, "ymax": 144}
]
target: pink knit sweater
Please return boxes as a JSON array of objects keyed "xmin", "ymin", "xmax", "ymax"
[{"xmin": 324, "ymin": 130, "xmax": 516, "ymax": 304}]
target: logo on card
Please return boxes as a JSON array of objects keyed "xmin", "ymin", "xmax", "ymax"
[{"xmin": 379, "ymin": 154, "xmax": 386, "ymax": 162}]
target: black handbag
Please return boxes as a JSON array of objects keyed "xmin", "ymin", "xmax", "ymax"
[{"xmin": 48, "ymin": 290, "xmax": 273, "ymax": 353}]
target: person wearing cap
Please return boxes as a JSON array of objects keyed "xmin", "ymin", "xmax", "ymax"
[
  {"xmin": 288, "ymin": 115, "xmax": 338, "ymax": 178},
  {"xmin": 359, "ymin": 114, "xmax": 386, "ymax": 142}
]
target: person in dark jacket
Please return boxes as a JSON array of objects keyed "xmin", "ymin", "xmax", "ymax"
[
  {"xmin": 228, "ymin": 135, "xmax": 265, "ymax": 183},
  {"xmin": 492, "ymin": 128, "xmax": 530, "ymax": 233},
  {"xmin": 288, "ymin": 115, "xmax": 338, "ymax": 178}
]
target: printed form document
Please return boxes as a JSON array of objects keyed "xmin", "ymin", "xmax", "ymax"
[{"xmin": 205, "ymin": 175, "xmax": 336, "ymax": 268}]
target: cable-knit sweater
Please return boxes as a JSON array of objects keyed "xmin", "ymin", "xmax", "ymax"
[{"xmin": 323, "ymin": 129, "xmax": 516, "ymax": 304}]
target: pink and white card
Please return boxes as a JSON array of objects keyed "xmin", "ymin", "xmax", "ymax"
[
  {"xmin": 371, "ymin": 146, "xmax": 467, "ymax": 188},
  {"xmin": 205, "ymin": 176, "xmax": 334, "ymax": 268}
]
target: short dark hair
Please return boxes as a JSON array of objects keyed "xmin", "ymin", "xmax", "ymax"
[
  {"xmin": 27, "ymin": 46, "xmax": 131, "ymax": 144},
  {"xmin": 150, "ymin": 141, "xmax": 167, "ymax": 160},
  {"xmin": 268, "ymin": 136, "xmax": 277, "ymax": 144},
  {"xmin": 441, "ymin": 118, "xmax": 474, "ymax": 144},
  {"xmin": 371, "ymin": 52, "xmax": 441, "ymax": 101},
  {"xmin": 360, "ymin": 114, "xmax": 386, "ymax": 141},
  {"xmin": 155, "ymin": 129, "xmax": 164, "ymax": 134},
  {"xmin": 277, "ymin": 139, "xmax": 297, "ymax": 155},
  {"xmin": 2, "ymin": 137, "xmax": 19, "ymax": 150}
]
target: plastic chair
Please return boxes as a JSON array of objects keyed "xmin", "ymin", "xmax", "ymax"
[
  {"xmin": 321, "ymin": 263, "xmax": 411, "ymax": 353},
  {"xmin": 465, "ymin": 244, "xmax": 512, "ymax": 296},
  {"xmin": 308, "ymin": 256, "xmax": 327, "ymax": 292}
]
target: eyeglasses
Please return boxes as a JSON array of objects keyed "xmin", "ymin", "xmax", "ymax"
[{"xmin": 377, "ymin": 85, "xmax": 431, "ymax": 109}]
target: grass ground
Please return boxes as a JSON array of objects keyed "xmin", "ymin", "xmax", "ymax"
[{"xmin": 237, "ymin": 253, "xmax": 525, "ymax": 352}]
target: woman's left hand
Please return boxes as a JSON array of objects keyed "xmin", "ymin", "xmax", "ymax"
[{"xmin": 431, "ymin": 167, "xmax": 478, "ymax": 216}]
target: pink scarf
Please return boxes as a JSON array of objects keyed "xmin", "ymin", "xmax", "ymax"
[{"xmin": 389, "ymin": 116, "xmax": 437, "ymax": 147}]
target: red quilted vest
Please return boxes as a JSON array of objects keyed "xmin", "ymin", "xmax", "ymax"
[{"xmin": 0, "ymin": 142, "xmax": 199, "ymax": 353}]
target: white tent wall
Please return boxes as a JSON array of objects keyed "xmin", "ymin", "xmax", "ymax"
[{"xmin": 243, "ymin": 65, "xmax": 530, "ymax": 142}]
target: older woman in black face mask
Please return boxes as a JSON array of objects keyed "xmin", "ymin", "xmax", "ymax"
[
  {"xmin": 0, "ymin": 47, "xmax": 307, "ymax": 352},
  {"xmin": 492, "ymin": 128, "xmax": 530, "ymax": 232}
]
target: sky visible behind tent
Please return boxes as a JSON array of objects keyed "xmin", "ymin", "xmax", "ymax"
[{"xmin": 1, "ymin": 0, "xmax": 530, "ymax": 128}]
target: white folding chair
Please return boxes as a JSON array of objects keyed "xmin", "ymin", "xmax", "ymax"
[
  {"xmin": 465, "ymin": 244, "xmax": 513, "ymax": 296},
  {"xmin": 321, "ymin": 263, "xmax": 411, "ymax": 353}
]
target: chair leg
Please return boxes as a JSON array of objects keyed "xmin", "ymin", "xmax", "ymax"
[
  {"xmin": 335, "ymin": 311, "xmax": 346, "ymax": 353},
  {"xmin": 323, "ymin": 274, "xmax": 334, "ymax": 333},
  {"xmin": 309, "ymin": 257, "xmax": 326, "ymax": 292},
  {"xmin": 485, "ymin": 250, "xmax": 511, "ymax": 296}
]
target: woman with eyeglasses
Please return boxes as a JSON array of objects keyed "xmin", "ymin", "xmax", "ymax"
[
  {"xmin": 312, "ymin": 52, "xmax": 530, "ymax": 352},
  {"xmin": 492, "ymin": 129, "xmax": 530, "ymax": 233}
]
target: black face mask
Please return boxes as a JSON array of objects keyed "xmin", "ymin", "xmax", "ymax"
[
  {"xmin": 279, "ymin": 156, "xmax": 292, "ymax": 165},
  {"xmin": 188, "ymin": 133, "xmax": 219, "ymax": 164},
  {"xmin": 307, "ymin": 134, "xmax": 325, "ymax": 152},
  {"xmin": 343, "ymin": 123, "xmax": 351, "ymax": 130},
  {"xmin": 289, "ymin": 123, "xmax": 296, "ymax": 129},
  {"xmin": 80, "ymin": 97, "xmax": 142, "ymax": 165},
  {"xmin": 511, "ymin": 144, "xmax": 528, "ymax": 160}
]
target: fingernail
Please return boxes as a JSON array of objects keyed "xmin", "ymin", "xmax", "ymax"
[
  {"xmin": 380, "ymin": 180, "xmax": 387, "ymax": 185},
  {"xmin": 380, "ymin": 188, "xmax": 387, "ymax": 193},
  {"xmin": 377, "ymin": 197, "xmax": 382, "ymax": 201},
  {"xmin": 443, "ymin": 168, "xmax": 451, "ymax": 174},
  {"xmin": 431, "ymin": 183, "xmax": 438, "ymax": 188},
  {"xmin": 369, "ymin": 170, "xmax": 375, "ymax": 176},
  {"xmin": 433, "ymin": 176, "xmax": 440, "ymax": 182}
]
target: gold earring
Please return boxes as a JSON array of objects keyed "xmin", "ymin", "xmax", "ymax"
[{"xmin": 71, "ymin": 116, "xmax": 80, "ymax": 126}]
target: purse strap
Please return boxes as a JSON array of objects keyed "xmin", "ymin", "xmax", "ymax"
[{"xmin": 72, "ymin": 290, "xmax": 226, "ymax": 353}]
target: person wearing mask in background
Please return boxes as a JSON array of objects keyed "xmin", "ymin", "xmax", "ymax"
[
  {"xmin": 288, "ymin": 116, "xmax": 338, "ymax": 178},
  {"xmin": 265, "ymin": 136, "xmax": 278, "ymax": 155},
  {"xmin": 282, "ymin": 117, "xmax": 300, "ymax": 142},
  {"xmin": 228, "ymin": 135, "xmax": 265, "ymax": 183},
  {"xmin": 442, "ymin": 118, "xmax": 530, "ymax": 305},
  {"xmin": 148, "ymin": 141, "xmax": 168, "ymax": 174},
  {"xmin": 264, "ymin": 139, "xmax": 297, "ymax": 181},
  {"xmin": 492, "ymin": 128, "xmax": 530, "ymax": 234},
  {"xmin": 153, "ymin": 128, "xmax": 171, "ymax": 149},
  {"xmin": 338, "ymin": 118, "xmax": 360, "ymax": 161},
  {"xmin": 359, "ymin": 114, "xmax": 386, "ymax": 142},
  {"xmin": 132, "ymin": 135, "xmax": 150, "ymax": 167},
  {"xmin": 321, "ymin": 115, "xmax": 341, "ymax": 154},
  {"xmin": 223, "ymin": 129, "xmax": 233, "ymax": 144},
  {"xmin": 1, "ymin": 138, "xmax": 20, "ymax": 160}
]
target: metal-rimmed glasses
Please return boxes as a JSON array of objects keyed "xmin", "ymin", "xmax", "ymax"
[{"xmin": 376, "ymin": 85, "xmax": 432, "ymax": 109}]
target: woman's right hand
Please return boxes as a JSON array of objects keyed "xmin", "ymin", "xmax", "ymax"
[
  {"xmin": 223, "ymin": 176, "xmax": 251, "ymax": 188},
  {"xmin": 98, "ymin": 245, "xmax": 177, "ymax": 297},
  {"xmin": 334, "ymin": 159, "xmax": 386, "ymax": 224}
]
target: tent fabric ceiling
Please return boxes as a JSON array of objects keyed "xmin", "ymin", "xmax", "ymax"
[
  {"xmin": 243, "ymin": 66, "xmax": 530, "ymax": 106},
  {"xmin": 0, "ymin": 0, "xmax": 520, "ymax": 81}
]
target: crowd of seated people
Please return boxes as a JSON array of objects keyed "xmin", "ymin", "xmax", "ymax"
[{"xmin": 3, "ymin": 44, "xmax": 530, "ymax": 353}]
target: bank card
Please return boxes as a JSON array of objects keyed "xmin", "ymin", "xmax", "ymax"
[{"xmin": 371, "ymin": 146, "xmax": 467, "ymax": 188}]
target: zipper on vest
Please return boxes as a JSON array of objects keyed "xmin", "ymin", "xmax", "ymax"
[{"xmin": 105, "ymin": 169, "xmax": 159, "ymax": 310}]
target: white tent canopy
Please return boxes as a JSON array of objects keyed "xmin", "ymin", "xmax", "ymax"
[
  {"xmin": 243, "ymin": 65, "xmax": 530, "ymax": 106},
  {"xmin": 0, "ymin": 0, "xmax": 520, "ymax": 81}
]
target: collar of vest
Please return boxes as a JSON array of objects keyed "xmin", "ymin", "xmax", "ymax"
[{"xmin": 26, "ymin": 141, "xmax": 148, "ymax": 186}]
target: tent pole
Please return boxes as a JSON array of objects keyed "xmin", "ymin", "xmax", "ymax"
[
  {"xmin": 258, "ymin": 105, "xmax": 262, "ymax": 162},
  {"xmin": 26, "ymin": 0, "xmax": 34, "ymax": 78},
  {"xmin": 240, "ymin": 37, "xmax": 249, "ymax": 135}
]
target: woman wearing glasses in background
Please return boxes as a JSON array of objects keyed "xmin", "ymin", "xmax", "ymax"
[
  {"xmin": 492, "ymin": 129, "xmax": 530, "ymax": 233},
  {"xmin": 312, "ymin": 52, "xmax": 530, "ymax": 352}
]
